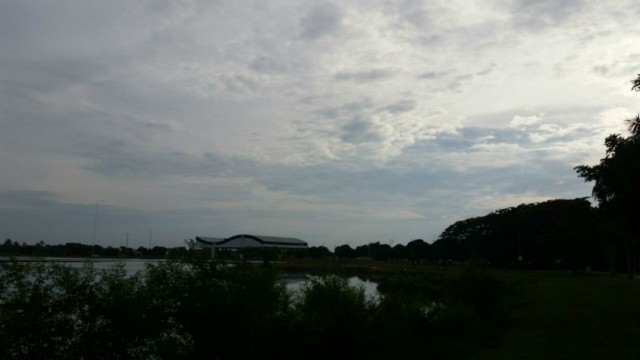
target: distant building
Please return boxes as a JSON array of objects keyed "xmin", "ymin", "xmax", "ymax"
[{"xmin": 195, "ymin": 234, "xmax": 308, "ymax": 258}]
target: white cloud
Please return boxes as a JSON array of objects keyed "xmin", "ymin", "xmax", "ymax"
[
  {"xmin": 509, "ymin": 114, "xmax": 543, "ymax": 128},
  {"xmin": 598, "ymin": 107, "xmax": 635, "ymax": 134}
]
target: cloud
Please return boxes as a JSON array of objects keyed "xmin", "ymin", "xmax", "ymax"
[
  {"xmin": 419, "ymin": 71, "xmax": 449, "ymax": 79},
  {"xmin": 2, "ymin": 0, "xmax": 640, "ymax": 248},
  {"xmin": 298, "ymin": 2, "xmax": 343, "ymax": 40},
  {"xmin": 249, "ymin": 55, "xmax": 287, "ymax": 74},
  {"xmin": 511, "ymin": 0, "xmax": 585, "ymax": 29},
  {"xmin": 509, "ymin": 114, "xmax": 543, "ymax": 128},
  {"xmin": 383, "ymin": 100, "xmax": 416, "ymax": 114},
  {"xmin": 597, "ymin": 107, "xmax": 635, "ymax": 134},
  {"xmin": 340, "ymin": 117, "xmax": 385, "ymax": 144},
  {"xmin": 334, "ymin": 69, "xmax": 395, "ymax": 83},
  {"xmin": 315, "ymin": 100, "xmax": 373, "ymax": 119}
]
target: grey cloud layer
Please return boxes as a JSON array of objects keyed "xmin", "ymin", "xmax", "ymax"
[{"xmin": 1, "ymin": 0, "xmax": 639, "ymax": 247}]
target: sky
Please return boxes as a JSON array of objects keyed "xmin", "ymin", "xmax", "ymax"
[{"xmin": 1, "ymin": 0, "xmax": 640, "ymax": 249}]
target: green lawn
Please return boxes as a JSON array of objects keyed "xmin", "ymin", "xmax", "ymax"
[{"xmin": 466, "ymin": 271, "xmax": 640, "ymax": 360}]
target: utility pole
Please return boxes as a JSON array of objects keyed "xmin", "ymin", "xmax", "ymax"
[
  {"xmin": 149, "ymin": 229, "xmax": 152, "ymax": 249},
  {"xmin": 126, "ymin": 233, "xmax": 129, "ymax": 248},
  {"xmin": 92, "ymin": 201, "xmax": 98, "ymax": 246}
]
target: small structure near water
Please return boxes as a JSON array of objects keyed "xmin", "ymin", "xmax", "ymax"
[{"xmin": 195, "ymin": 234, "xmax": 308, "ymax": 258}]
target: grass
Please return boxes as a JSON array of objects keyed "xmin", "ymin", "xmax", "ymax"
[
  {"xmin": 278, "ymin": 260, "xmax": 640, "ymax": 359},
  {"xmin": 273, "ymin": 259, "xmax": 463, "ymax": 276},
  {"xmin": 466, "ymin": 271, "xmax": 640, "ymax": 360}
]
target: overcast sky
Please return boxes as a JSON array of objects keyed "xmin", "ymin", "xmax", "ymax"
[{"xmin": 1, "ymin": 0, "xmax": 639, "ymax": 249}]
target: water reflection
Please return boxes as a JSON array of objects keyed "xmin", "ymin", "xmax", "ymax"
[
  {"xmin": 0, "ymin": 258, "xmax": 165, "ymax": 276},
  {"xmin": 1, "ymin": 259, "xmax": 381, "ymax": 299},
  {"xmin": 60, "ymin": 259, "xmax": 163, "ymax": 275},
  {"xmin": 279, "ymin": 274, "xmax": 380, "ymax": 300}
]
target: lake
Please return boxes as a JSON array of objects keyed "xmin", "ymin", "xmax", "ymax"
[
  {"xmin": 278, "ymin": 273, "xmax": 380, "ymax": 299},
  {"xmin": 1, "ymin": 258, "xmax": 381, "ymax": 297}
]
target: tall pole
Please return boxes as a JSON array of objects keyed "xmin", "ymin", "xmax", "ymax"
[
  {"xmin": 92, "ymin": 201, "xmax": 98, "ymax": 246},
  {"xmin": 126, "ymin": 233, "xmax": 129, "ymax": 248},
  {"xmin": 149, "ymin": 229, "xmax": 152, "ymax": 249}
]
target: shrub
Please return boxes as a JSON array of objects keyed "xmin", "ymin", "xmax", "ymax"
[{"xmin": 0, "ymin": 260, "xmax": 509, "ymax": 360}]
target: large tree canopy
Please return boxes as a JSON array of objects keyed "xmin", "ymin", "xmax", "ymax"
[
  {"xmin": 575, "ymin": 75, "xmax": 640, "ymax": 232},
  {"xmin": 573, "ymin": 74, "xmax": 640, "ymax": 277},
  {"xmin": 433, "ymin": 198, "xmax": 596, "ymax": 269}
]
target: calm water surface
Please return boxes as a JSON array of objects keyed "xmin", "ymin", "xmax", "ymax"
[
  {"xmin": 2, "ymin": 258, "xmax": 381, "ymax": 297},
  {"xmin": 279, "ymin": 274, "xmax": 380, "ymax": 299}
]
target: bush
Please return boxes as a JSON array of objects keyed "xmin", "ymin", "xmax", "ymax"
[
  {"xmin": 0, "ymin": 260, "xmax": 509, "ymax": 360},
  {"xmin": 290, "ymin": 275, "xmax": 370, "ymax": 358}
]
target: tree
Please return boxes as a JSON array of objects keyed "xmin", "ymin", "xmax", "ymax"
[
  {"xmin": 631, "ymin": 73, "xmax": 640, "ymax": 93},
  {"xmin": 626, "ymin": 114, "xmax": 640, "ymax": 136},
  {"xmin": 575, "ymin": 75, "xmax": 640, "ymax": 278},
  {"xmin": 406, "ymin": 239, "xmax": 430, "ymax": 263},
  {"xmin": 334, "ymin": 244, "xmax": 356, "ymax": 259},
  {"xmin": 307, "ymin": 246, "xmax": 332, "ymax": 259},
  {"xmin": 434, "ymin": 199, "xmax": 596, "ymax": 268}
]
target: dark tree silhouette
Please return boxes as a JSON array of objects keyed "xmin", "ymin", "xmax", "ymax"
[
  {"xmin": 434, "ymin": 199, "xmax": 596, "ymax": 269},
  {"xmin": 334, "ymin": 244, "xmax": 356, "ymax": 258},
  {"xmin": 575, "ymin": 75, "xmax": 640, "ymax": 278},
  {"xmin": 632, "ymin": 73, "xmax": 640, "ymax": 92},
  {"xmin": 626, "ymin": 114, "xmax": 640, "ymax": 136}
]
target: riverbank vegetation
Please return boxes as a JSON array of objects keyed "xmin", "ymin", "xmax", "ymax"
[
  {"xmin": 0, "ymin": 259, "xmax": 507, "ymax": 360},
  {"xmin": 3, "ymin": 259, "xmax": 640, "ymax": 359}
]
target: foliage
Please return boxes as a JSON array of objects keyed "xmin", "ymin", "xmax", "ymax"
[
  {"xmin": 574, "ymin": 74, "xmax": 640, "ymax": 277},
  {"xmin": 433, "ymin": 198, "xmax": 598, "ymax": 269},
  {"xmin": 632, "ymin": 73, "xmax": 640, "ymax": 93},
  {"xmin": 0, "ymin": 259, "xmax": 509, "ymax": 360},
  {"xmin": 291, "ymin": 275, "xmax": 370, "ymax": 358},
  {"xmin": 334, "ymin": 244, "xmax": 356, "ymax": 258},
  {"xmin": 0, "ymin": 239, "xmax": 188, "ymax": 259}
]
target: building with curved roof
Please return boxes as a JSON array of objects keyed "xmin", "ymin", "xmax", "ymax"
[{"xmin": 195, "ymin": 234, "xmax": 308, "ymax": 258}]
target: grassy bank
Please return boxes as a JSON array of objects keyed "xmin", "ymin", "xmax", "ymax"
[
  {"xmin": 3, "ymin": 257, "xmax": 639, "ymax": 359},
  {"xmin": 273, "ymin": 259, "xmax": 464, "ymax": 276},
  {"xmin": 466, "ymin": 271, "xmax": 640, "ymax": 360},
  {"xmin": 275, "ymin": 260, "xmax": 640, "ymax": 359}
]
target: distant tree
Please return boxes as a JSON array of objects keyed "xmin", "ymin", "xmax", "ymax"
[
  {"xmin": 334, "ymin": 244, "xmax": 356, "ymax": 259},
  {"xmin": 1, "ymin": 239, "xmax": 15, "ymax": 253},
  {"xmin": 367, "ymin": 242, "xmax": 392, "ymax": 261},
  {"xmin": 354, "ymin": 244, "xmax": 369, "ymax": 259},
  {"xmin": 64, "ymin": 242, "xmax": 92, "ymax": 257},
  {"xmin": 406, "ymin": 239, "xmax": 430, "ymax": 263},
  {"xmin": 307, "ymin": 246, "xmax": 332, "ymax": 259},
  {"xmin": 391, "ymin": 244, "xmax": 407, "ymax": 260}
]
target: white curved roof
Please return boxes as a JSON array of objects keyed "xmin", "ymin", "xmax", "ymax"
[{"xmin": 196, "ymin": 234, "xmax": 308, "ymax": 249}]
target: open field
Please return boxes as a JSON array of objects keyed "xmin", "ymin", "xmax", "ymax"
[
  {"xmin": 277, "ymin": 260, "xmax": 640, "ymax": 359},
  {"xmin": 466, "ymin": 271, "xmax": 640, "ymax": 360},
  {"xmin": 273, "ymin": 259, "xmax": 464, "ymax": 276}
]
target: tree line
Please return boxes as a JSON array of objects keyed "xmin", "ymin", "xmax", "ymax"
[
  {"xmin": 0, "ymin": 239, "xmax": 187, "ymax": 259},
  {"xmin": 327, "ymin": 198, "xmax": 600, "ymax": 270}
]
